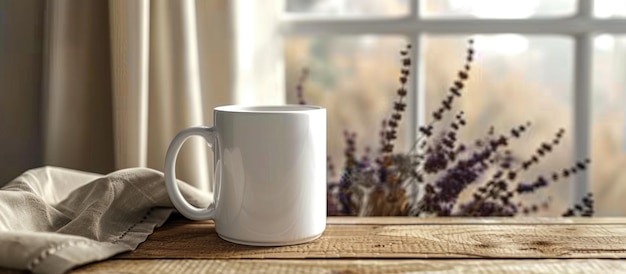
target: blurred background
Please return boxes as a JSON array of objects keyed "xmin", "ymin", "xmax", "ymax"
[
  {"xmin": 1, "ymin": 0, "xmax": 625, "ymax": 215},
  {"xmin": 284, "ymin": 0, "xmax": 626, "ymax": 216}
]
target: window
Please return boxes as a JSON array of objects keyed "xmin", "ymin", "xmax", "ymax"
[{"xmin": 280, "ymin": 0, "xmax": 626, "ymax": 216}]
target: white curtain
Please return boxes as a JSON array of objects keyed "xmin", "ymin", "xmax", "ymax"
[{"xmin": 0, "ymin": 0, "xmax": 285, "ymax": 189}]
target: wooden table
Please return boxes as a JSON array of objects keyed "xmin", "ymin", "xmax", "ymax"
[{"xmin": 73, "ymin": 216, "xmax": 626, "ymax": 273}]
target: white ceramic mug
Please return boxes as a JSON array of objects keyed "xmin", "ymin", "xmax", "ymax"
[{"xmin": 164, "ymin": 105, "xmax": 327, "ymax": 246}]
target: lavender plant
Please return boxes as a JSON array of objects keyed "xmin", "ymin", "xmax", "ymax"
[{"xmin": 297, "ymin": 40, "xmax": 594, "ymax": 217}]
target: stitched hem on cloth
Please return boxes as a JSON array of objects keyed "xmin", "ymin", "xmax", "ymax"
[
  {"xmin": 28, "ymin": 208, "xmax": 173, "ymax": 274},
  {"xmin": 113, "ymin": 208, "xmax": 154, "ymax": 244},
  {"xmin": 26, "ymin": 241, "xmax": 95, "ymax": 271}
]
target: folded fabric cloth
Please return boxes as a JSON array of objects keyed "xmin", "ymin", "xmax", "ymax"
[{"xmin": 0, "ymin": 166, "xmax": 210, "ymax": 274}]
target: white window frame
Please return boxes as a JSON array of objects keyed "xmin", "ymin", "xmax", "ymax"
[{"xmin": 279, "ymin": 0, "xmax": 626, "ymax": 204}]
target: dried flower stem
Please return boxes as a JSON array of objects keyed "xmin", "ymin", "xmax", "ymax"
[
  {"xmin": 296, "ymin": 68, "xmax": 309, "ymax": 105},
  {"xmin": 379, "ymin": 45, "xmax": 412, "ymax": 166}
]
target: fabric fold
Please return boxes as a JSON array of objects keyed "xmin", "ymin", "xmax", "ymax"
[{"xmin": 0, "ymin": 166, "xmax": 210, "ymax": 274}]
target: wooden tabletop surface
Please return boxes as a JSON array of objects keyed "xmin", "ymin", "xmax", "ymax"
[{"xmin": 73, "ymin": 216, "xmax": 626, "ymax": 273}]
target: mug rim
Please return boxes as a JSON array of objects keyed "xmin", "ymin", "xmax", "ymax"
[{"xmin": 214, "ymin": 104, "xmax": 324, "ymax": 113}]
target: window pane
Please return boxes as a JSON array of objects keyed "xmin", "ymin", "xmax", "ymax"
[
  {"xmin": 422, "ymin": 0, "xmax": 576, "ymax": 18},
  {"xmin": 592, "ymin": 35, "xmax": 626, "ymax": 216},
  {"xmin": 285, "ymin": 36, "xmax": 408, "ymax": 174},
  {"xmin": 285, "ymin": 0, "xmax": 409, "ymax": 17},
  {"xmin": 595, "ymin": 0, "xmax": 626, "ymax": 18},
  {"xmin": 424, "ymin": 35, "xmax": 574, "ymax": 215}
]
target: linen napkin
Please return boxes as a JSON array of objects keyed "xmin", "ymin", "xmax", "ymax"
[{"xmin": 0, "ymin": 166, "xmax": 210, "ymax": 274}]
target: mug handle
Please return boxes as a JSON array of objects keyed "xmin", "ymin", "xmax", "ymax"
[{"xmin": 164, "ymin": 126, "xmax": 219, "ymax": 220}]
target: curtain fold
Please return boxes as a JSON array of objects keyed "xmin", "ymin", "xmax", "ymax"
[
  {"xmin": 195, "ymin": 0, "xmax": 236, "ymax": 126},
  {"xmin": 40, "ymin": 0, "xmax": 218, "ymax": 190},
  {"xmin": 0, "ymin": 0, "xmax": 285, "ymax": 190},
  {"xmin": 109, "ymin": 0, "xmax": 212, "ymax": 189},
  {"xmin": 147, "ymin": 0, "xmax": 209, "ymax": 190},
  {"xmin": 109, "ymin": 0, "xmax": 150, "ymax": 170},
  {"xmin": 44, "ymin": 0, "xmax": 115, "ymax": 174},
  {"xmin": 0, "ymin": 0, "xmax": 46, "ymax": 184}
]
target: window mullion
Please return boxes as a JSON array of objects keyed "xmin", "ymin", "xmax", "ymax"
[
  {"xmin": 573, "ymin": 34, "xmax": 592, "ymax": 206},
  {"xmin": 281, "ymin": 18, "xmax": 626, "ymax": 36},
  {"xmin": 406, "ymin": 0, "xmax": 421, "ymax": 148},
  {"xmin": 572, "ymin": 0, "xmax": 594, "ymax": 206},
  {"xmin": 410, "ymin": 0, "xmax": 419, "ymax": 19},
  {"xmin": 407, "ymin": 34, "xmax": 424, "ymax": 148},
  {"xmin": 578, "ymin": 0, "xmax": 594, "ymax": 17}
]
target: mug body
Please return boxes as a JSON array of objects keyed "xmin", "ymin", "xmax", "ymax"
[{"xmin": 212, "ymin": 105, "xmax": 326, "ymax": 245}]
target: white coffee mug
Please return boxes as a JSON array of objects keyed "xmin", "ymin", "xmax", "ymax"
[{"xmin": 164, "ymin": 105, "xmax": 327, "ymax": 246}]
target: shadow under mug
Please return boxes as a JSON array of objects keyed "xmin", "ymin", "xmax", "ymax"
[{"xmin": 164, "ymin": 105, "xmax": 327, "ymax": 246}]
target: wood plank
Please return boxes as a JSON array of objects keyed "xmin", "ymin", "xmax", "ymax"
[
  {"xmin": 163, "ymin": 215, "xmax": 626, "ymax": 226},
  {"xmin": 74, "ymin": 259, "xmax": 626, "ymax": 273},
  {"xmin": 326, "ymin": 217, "xmax": 626, "ymax": 225},
  {"xmin": 118, "ymin": 220, "xmax": 626, "ymax": 259}
]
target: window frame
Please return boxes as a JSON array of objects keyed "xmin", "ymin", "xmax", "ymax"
[{"xmin": 279, "ymin": 0, "xmax": 625, "ymax": 203}]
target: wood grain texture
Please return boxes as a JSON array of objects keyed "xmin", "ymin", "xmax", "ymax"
[
  {"xmin": 326, "ymin": 217, "xmax": 626, "ymax": 225},
  {"xmin": 74, "ymin": 259, "xmax": 626, "ymax": 274},
  {"xmin": 164, "ymin": 216, "xmax": 626, "ymax": 226},
  {"xmin": 118, "ymin": 216, "xmax": 626, "ymax": 260}
]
